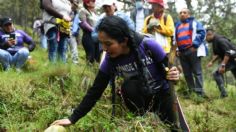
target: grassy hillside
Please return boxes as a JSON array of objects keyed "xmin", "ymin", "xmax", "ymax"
[{"xmin": 0, "ymin": 45, "xmax": 236, "ymax": 131}]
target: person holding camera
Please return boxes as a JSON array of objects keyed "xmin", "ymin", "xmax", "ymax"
[
  {"xmin": 142, "ymin": 0, "xmax": 175, "ymax": 54},
  {"xmin": 51, "ymin": 16, "xmax": 180, "ymax": 131},
  {"xmin": 0, "ymin": 17, "xmax": 35, "ymax": 71},
  {"xmin": 206, "ymin": 28, "xmax": 236, "ymax": 98}
]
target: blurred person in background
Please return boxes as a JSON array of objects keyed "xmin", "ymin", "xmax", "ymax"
[
  {"xmin": 130, "ymin": 0, "xmax": 151, "ymax": 33},
  {"xmin": 175, "ymin": 8, "xmax": 207, "ymax": 96},
  {"xmin": 142, "ymin": 0, "xmax": 174, "ymax": 54},
  {"xmin": 0, "ymin": 17, "xmax": 35, "ymax": 71},
  {"xmin": 206, "ymin": 28, "xmax": 236, "ymax": 98},
  {"xmin": 33, "ymin": 17, "xmax": 47, "ymax": 49},
  {"xmin": 42, "ymin": 0, "xmax": 72, "ymax": 63},
  {"xmin": 68, "ymin": 0, "xmax": 80, "ymax": 64},
  {"xmin": 79, "ymin": 0, "xmax": 99, "ymax": 63}
]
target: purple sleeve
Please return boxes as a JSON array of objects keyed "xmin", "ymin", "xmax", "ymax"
[
  {"xmin": 19, "ymin": 30, "xmax": 33, "ymax": 44},
  {"xmin": 79, "ymin": 9, "xmax": 94, "ymax": 32},
  {"xmin": 142, "ymin": 38, "xmax": 166, "ymax": 62},
  {"xmin": 99, "ymin": 55, "xmax": 112, "ymax": 75},
  {"xmin": 79, "ymin": 21, "xmax": 94, "ymax": 32}
]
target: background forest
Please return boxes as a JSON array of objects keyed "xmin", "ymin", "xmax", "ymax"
[{"xmin": 0, "ymin": 0, "xmax": 236, "ymax": 131}]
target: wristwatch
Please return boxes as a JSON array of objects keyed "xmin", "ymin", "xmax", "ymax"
[{"xmin": 221, "ymin": 64, "xmax": 226, "ymax": 68}]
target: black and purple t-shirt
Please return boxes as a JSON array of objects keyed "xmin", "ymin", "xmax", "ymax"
[{"xmin": 100, "ymin": 38, "xmax": 168, "ymax": 89}]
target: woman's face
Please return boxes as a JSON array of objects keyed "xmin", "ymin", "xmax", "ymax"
[
  {"xmin": 152, "ymin": 3, "xmax": 164, "ymax": 15},
  {"xmin": 3, "ymin": 23, "xmax": 14, "ymax": 33},
  {"xmin": 86, "ymin": 0, "xmax": 95, "ymax": 8},
  {"xmin": 103, "ymin": 5, "xmax": 115, "ymax": 16},
  {"xmin": 98, "ymin": 31, "xmax": 128, "ymax": 58},
  {"xmin": 179, "ymin": 9, "xmax": 190, "ymax": 21}
]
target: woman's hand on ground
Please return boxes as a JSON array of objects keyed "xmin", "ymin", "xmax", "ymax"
[{"xmin": 51, "ymin": 119, "xmax": 72, "ymax": 126}]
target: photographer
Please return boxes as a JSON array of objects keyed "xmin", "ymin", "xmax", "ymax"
[
  {"xmin": 51, "ymin": 16, "xmax": 180, "ymax": 130},
  {"xmin": 0, "ymin": 17, "xmax": 35, "ymax": 71}
]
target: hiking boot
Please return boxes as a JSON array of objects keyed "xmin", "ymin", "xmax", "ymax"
[
  {"xmin": 220, "ymin": 93, "xmax": 228, "ymax": 98},
  {"xmin": 219, "ymin": 85, "xmax": 227, "ymax": 98}
]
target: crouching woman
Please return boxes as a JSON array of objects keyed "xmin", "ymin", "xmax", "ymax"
[{"xmin": 52, "ymin": 16, "xmax": 180, "ymax": 130}]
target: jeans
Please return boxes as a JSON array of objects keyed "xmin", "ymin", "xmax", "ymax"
[
  {"xmin": 0, "ymin": 48, "xmax": 29, "ymax": 70},
  {"xmin": 213, "ymin": 60, "xmax": 236, "ymax": 96},
  {"xmin": 46, "ymin": 27, "xmax": 68, "ymax": 63},
  {"xmin": 40, "ymin": 34, "xmax": 48, "ymax": 49},
  {"xmin": 68, "ymin": 35, "xmax": 79, "ymax": 63},
  {"xmin": 179, "ymin": 48, "xmax": 205, "ymax": 95}
]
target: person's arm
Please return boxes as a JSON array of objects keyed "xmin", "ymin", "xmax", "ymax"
[
  {"xmin": 51, "ymin": 70, "xmax": 111, "ymax": 126},
  {"xmin": 221, "ymin": 55, "xmax": 230, "ymax": 66},
  {"xmin": 69, "ymin": 70, "xmax": 110, "ymax": 123},
  {"xmin": 21, "ymin": 30, "xmax": 36, "ymax": 52},
  {"xmin": 218, "ymin": 55, "xmax": 230, "ymax": 74},
  {"xmin": 0, "ymin": 32, "xmax": 15, "ymax": 49},
  {"xmin": 143, "ymin": 38, "xmax": 179, "ymax": 81},
  {"xmin": 79, "ymin": 9, "xmax": 94, "ymax": 32},
  {"xmin": 192, "ymin": 21, "xmax": 206, "ymax": 49},
  {"xmin": 207, "ymin": 55, "xmax": 219, "ymax": 67},
  {"xmin": 211, "ymin": 55, "xmax": 219, "ymax": 63},
  {"xmin": 42, "ymin": 0, "xmax": 64, "ymax": 19}
]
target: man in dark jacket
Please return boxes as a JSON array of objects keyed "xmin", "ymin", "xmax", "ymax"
[{"xmin": 206, "ymin": 28, "xmax": 236, "ymax": 98}]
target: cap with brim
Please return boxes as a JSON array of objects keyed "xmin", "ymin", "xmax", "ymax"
[
  {"xmin": 102, "ymin": 0, "xmax": 115, "ymax": 7},
  {"xmin": 1, "ymin": 17, "xmax": 12, "ymax": 26},
  {"xmin": 148, "ymin": 0, "xmax": 164, "ymax": 7}
]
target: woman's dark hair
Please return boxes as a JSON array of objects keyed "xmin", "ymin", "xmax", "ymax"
[
  {"xmin": 97, "ymin": 16, "xmax": 133, "ymax": 45},
  {"xmin": 97, "ymin": 16, "xmax": 152, "ymax": 95}
]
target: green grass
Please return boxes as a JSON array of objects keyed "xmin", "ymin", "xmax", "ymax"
[{"xmin": 0, "ymin": 45, "xmax": 236, "ymax": 131}]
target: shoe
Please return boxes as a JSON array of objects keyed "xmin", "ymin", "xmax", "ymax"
[{"xmin": 220, "ymin": 93, "xmax": 228, "ymax": 98}]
